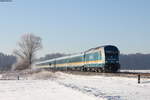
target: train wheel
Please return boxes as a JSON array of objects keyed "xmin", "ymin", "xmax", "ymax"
[{"xmin": 97, "ymin": 68, "xmax": 102, "ymax": 72}]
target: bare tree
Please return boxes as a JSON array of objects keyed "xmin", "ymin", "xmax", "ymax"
[{"xmin": 13, "ymin": 33, "xmax": 42, "ymax": 70}]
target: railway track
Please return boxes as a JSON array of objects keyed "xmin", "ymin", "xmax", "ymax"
[{"xmin": 60, "ymin": 71, "xmax": 150, "ymax": 79}]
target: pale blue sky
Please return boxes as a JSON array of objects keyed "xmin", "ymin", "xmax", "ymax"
[{"xmin": 0, "ymin": 0, "xmax": 150, "ymax": 57}]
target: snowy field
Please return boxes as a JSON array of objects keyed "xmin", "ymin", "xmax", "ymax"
[
  {"xmin": 120, "ymin": 70, "xmax": 150, "ymax": 73},
  {"xmin": 0, "ymin": 71, "xmax": 150, "ymax": 100}
]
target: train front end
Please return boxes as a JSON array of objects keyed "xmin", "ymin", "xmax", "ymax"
[{"xmin": 104, "ymin": 45, "xmax": 120, "ymax": 72}]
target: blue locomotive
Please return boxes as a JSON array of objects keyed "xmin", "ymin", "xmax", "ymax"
[{"xmin": 35, "ymin": 45, "xmax": 120, "ymax": 72}]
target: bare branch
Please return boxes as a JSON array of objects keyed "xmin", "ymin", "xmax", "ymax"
[{"xmin": 13, "ymin": 33, "xmax": 42, "ymax": 70}]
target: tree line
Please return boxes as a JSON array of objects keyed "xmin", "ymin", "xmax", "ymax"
[
  {"xmin": 120, "ymin": 53, "xmax": 150, "ymax": 70},
  {"xmin": 0, "ymin": 53, "xmax": 16, "ymax": 71}
]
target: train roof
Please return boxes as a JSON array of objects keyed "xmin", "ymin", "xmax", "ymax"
[
  {"xmin": 36, "ymin": 52, "xmax": 84, "ymax": 65},
  {"xmin": 86, "ymin": 45, "xmax": 117, "ymax": 52}
]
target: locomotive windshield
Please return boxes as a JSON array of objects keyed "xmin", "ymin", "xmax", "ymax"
[
  {"xmin": 104, "ymin": 46, "xmax": 119, "ymax": 60},
  {"xmin": 105, "ymin": 51, "xmax": 118, "ymax": 60}
]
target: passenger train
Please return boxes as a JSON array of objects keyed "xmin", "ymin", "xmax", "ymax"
[{"xmin": 34, "ymin": 45, "xmax": 120, "ymax": 72}]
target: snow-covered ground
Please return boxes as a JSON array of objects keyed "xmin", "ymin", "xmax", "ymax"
[
  {"xmin": 0, "ymin": 71, "xmax": 150, "ymax": 100},
  {"xmin": 120, "ymin": 70, "xmax": 150, "ymax": 73},
  {"xmin": 54, "ymin": 72, "xmax": 150, "ymax": 100},
  {"xmin": 0, "ymin": 80, "xmax": 99, "ymax": 100}
]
